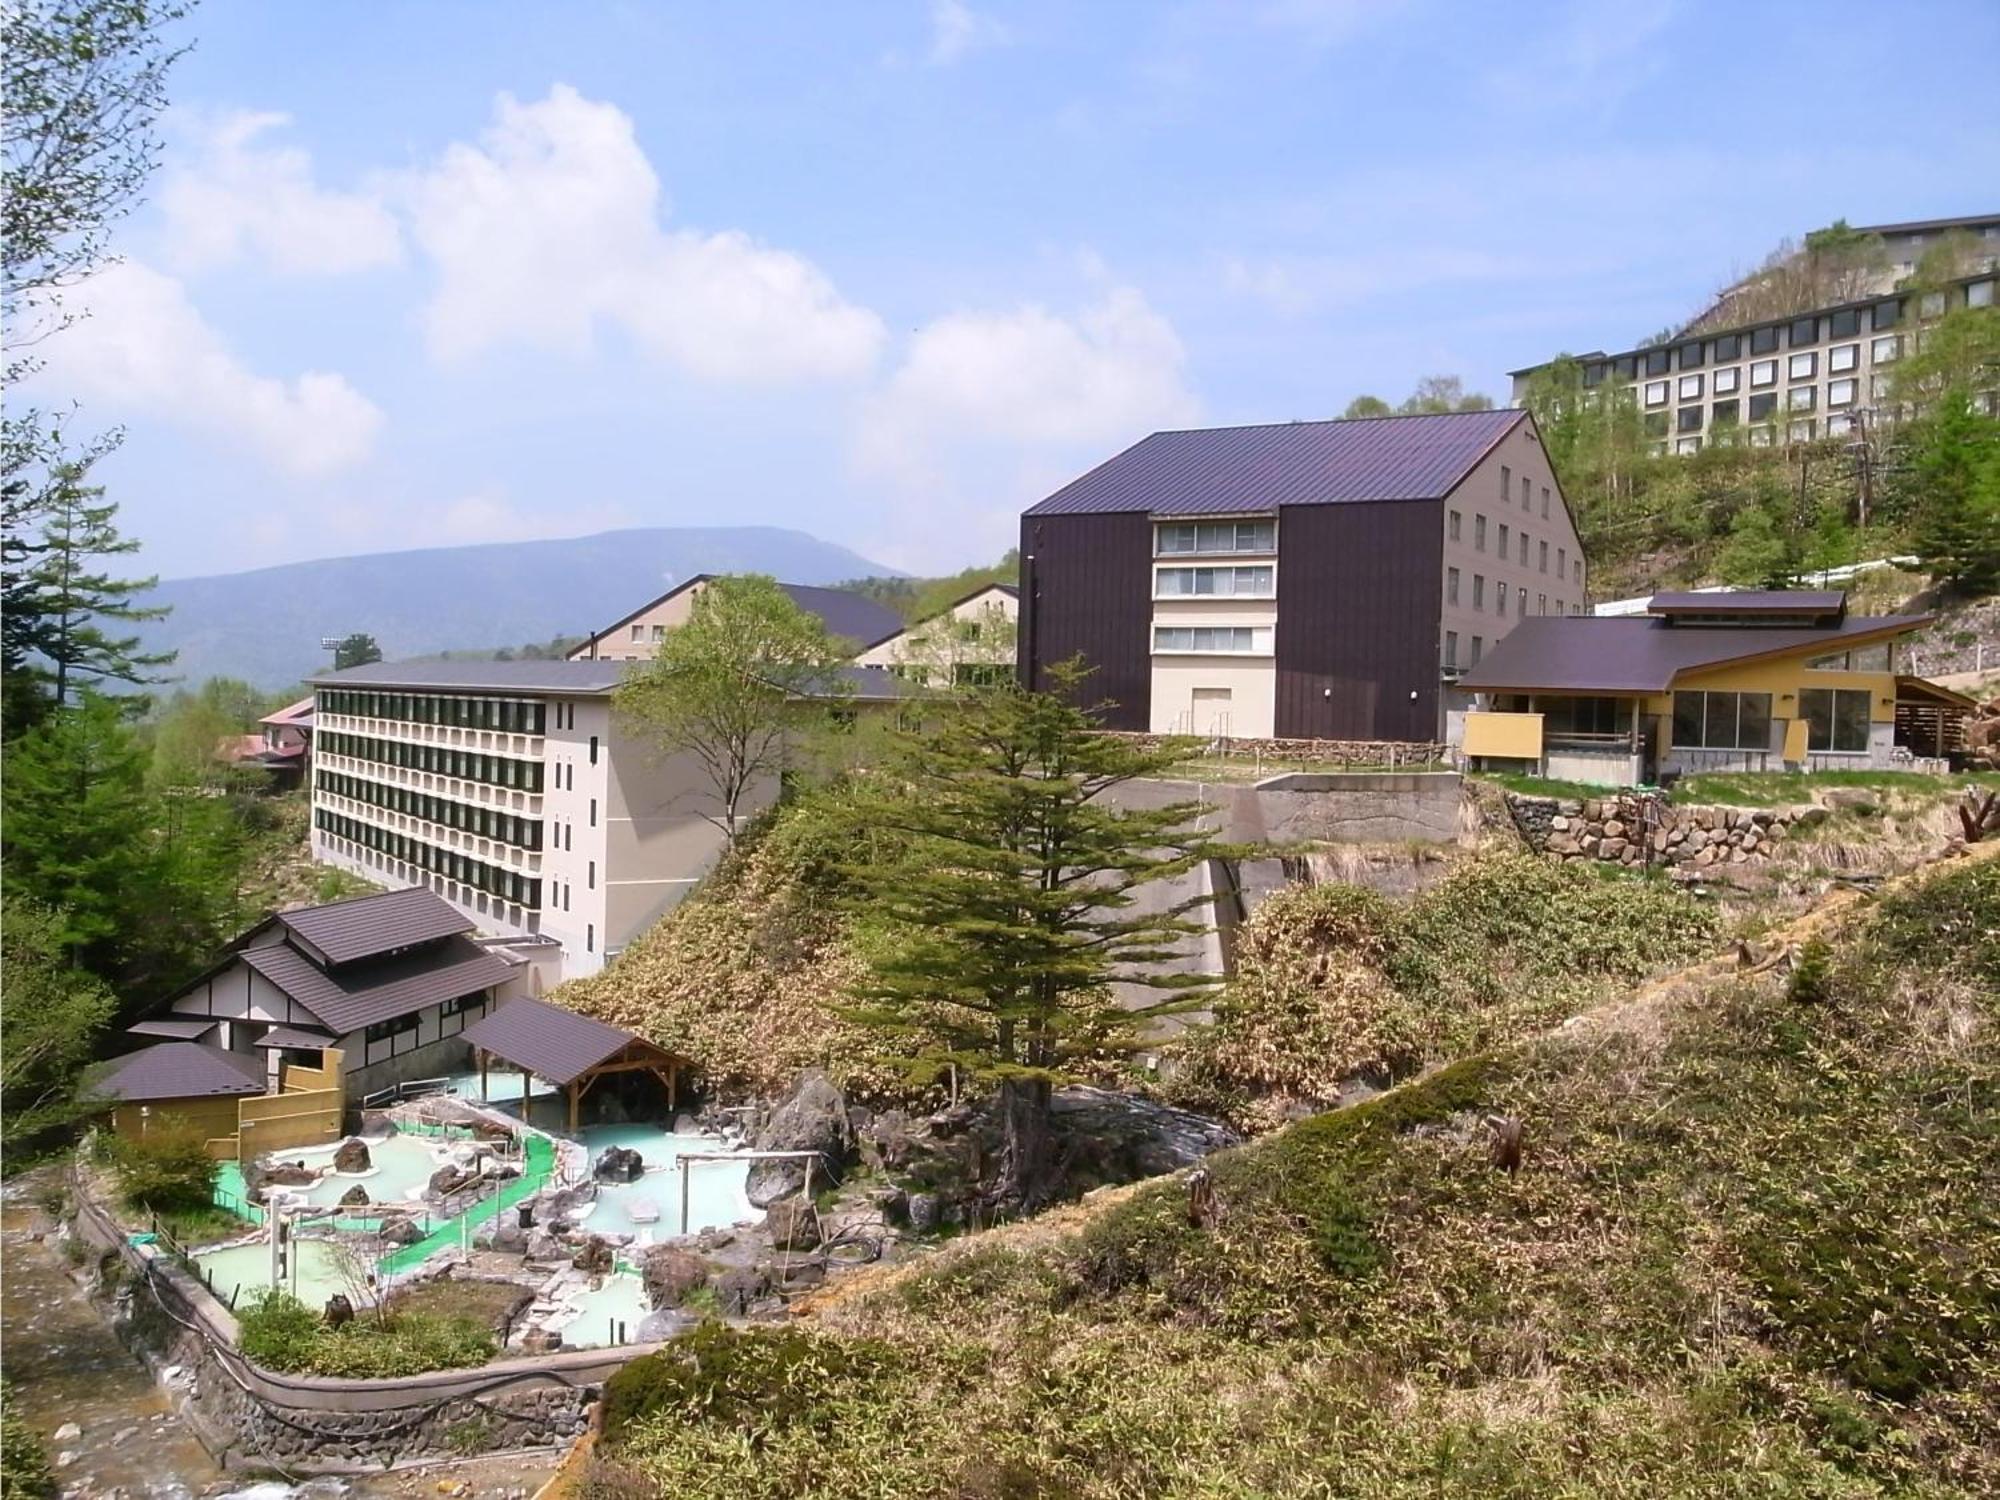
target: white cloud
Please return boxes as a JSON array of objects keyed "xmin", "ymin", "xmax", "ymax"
[
  {"xmin": 927, "ymin": 1, "xmax": 1009, "ymax": 65},
  {"xmin": 160, "ymin": 110, "xmax": 401, "ymax": 275},
  {"xmin": 45, "ymin": 259, "xmax": 384, "ymax": 477},
  {"xmin": 855, "ymin": 285, "xmax": 1200, "ymax": 568},
  {"xmin": 399, "ymin": 85, "xmax": 885, "ymax": 383},
  {"xmin": 1222, "ymin": 246, "xmax": 1604, "ymax": 315}
]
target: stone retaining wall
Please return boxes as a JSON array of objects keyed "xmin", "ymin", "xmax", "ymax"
[
  {"xmin": 67, "ymin": 1173, "xmax": 645, "ymax": 1473},
  {"xmin": 1110, "ymin": 732, "xmax": 1447, "ymax": 768},
  {"xmin": 1506, "ymin": 791, "xmax": 1828, "ymax": 868}
]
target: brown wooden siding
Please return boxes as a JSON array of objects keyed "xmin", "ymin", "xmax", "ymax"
[
  {"xmin": 1273, "ymin": 500, "xmax": 1445, "ymax": 741},
  {"xmin": 1019, "ymin": 512, "xmax": 1153, "ymax": 730}
]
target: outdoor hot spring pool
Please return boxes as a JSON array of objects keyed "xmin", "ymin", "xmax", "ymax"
[
  {"xmin": 556, "ymin": 1272, "xmax": 652, "ymax": 1347},
  {"xmin": 573, "ymin": 1123, "xmax": 756, "ymax": 1243},
  {"xmin": 261, "ymin": 1132, "xmax": 461, "ymax": 1211},
  {"xmin": 193, "ymin": 1237, "xmax": 365, "ymax": 1311}
]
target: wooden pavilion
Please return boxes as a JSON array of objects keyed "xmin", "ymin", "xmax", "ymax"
[{"xmin": 460, "ymin": 995, "xmax": 689, "ymax": 1134}]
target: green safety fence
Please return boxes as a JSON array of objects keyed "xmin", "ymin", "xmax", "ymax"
[
  {"xmin": 212, "ymin": 1161, "xmax": 265, "ymax": 1226},
  {"xmin": 377, "ymin": 1133, "xmax": 556, "ymax": 1277}
]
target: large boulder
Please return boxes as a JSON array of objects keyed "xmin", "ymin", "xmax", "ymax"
[
  {"xmin": 331, "ymin": 1137, "xmax": 372, "ymax": 1174},
  {"xmin": 635, "ymin": 1309, "xmax": 694, "ymax": 1343},
  {"xmin": 377, "ymin": 1215, "xmax": 422, "ymax": 1247},
  {"xmin": 712, "ymin": 1265, "xmax": 772, "ymax": 1317},
  {"xmin": 572, "ymin": 1236, "xmax": 614, "ymax": 1275},
  {"xmin": 640, "ymin": 1246, "xmax": 712, "ymax": 1310},
  {"xmin": 1046, "ymin": 1087, "xmax": 1240, "ymax": 1182},
  {"xmin": 338, "ymin": 1184, "xmax": 369, "ymax": 1208},
  {"xmin": 427, "ymin": 1163, "xmax": 476, "ymax": 1198},
  {"xmin": 745, "ymin": 1070, "xmax": 854, "ymax": 1207},
  {"xmin": 763, "ymin": 1199, "xmax": 821, "ymax": 1252},
  {"xmin": 593, "ymin": 1146, "xmax": 645, "ymax": 1183}
]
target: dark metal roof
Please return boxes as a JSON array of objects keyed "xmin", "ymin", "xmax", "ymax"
[
  {"xmin": 462, "ymin": 995, "xmax": 680, "ymax": 1087},
  {"xmin": 1851, "ymin": 212, "xmax": 2000, "ymax": 237},
  {"xmin": 241, "ymin": 934, "xmax": 516, "ymax": 1036},
  {"xmin": 277, "ymin": 886, "xmax": 474, "ymax": 967},
  {"xmin": 92, "ymin": 1042, "xmax": 266, "ymax": 1103},
  {"xmin": 576, "ymin": 574, "xmax": 904, "ymax": 657},
  {"xmin": 1648, "ymin": 589, "xmax": 1845, "ymax": 616},
  {"xmin": 255, "ymin": 1025, "xmax": 335, "ymax": 1050},
  {"xmin": 127, "ymin": 1018, "xmax": 221, "ymax": 1041},
  {"xmin": 1024, "ymin": 410, "xmax": 1526, "ymax": 518},
  {"xmin": 311, "ymin": 659, "xmax": 630, "ymax": 694},
  {"xmin": 1457, "ymin": 614, "xmax": 1931, "ymax": 694}
]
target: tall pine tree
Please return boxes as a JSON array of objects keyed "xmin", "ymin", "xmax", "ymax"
[{"xmin": 842, "ymin": 666, "xmax": 1222, "ymax": 1208}]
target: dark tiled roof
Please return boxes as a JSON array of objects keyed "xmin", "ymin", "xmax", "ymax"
[
  {"xmin": 1025, "ymin": 410, "xmax": 1526, "ymax": 518},
  {"xmin": 256, "ymin": 1025, "xmax": 335, "ymax": 1050},
  {"xmin": 1648, "ymin": 589, "xmax": 1845, "ymax": 615},
  {"xmin": 127, "ymin": 1018, "xmax": 221, "ymax": 1041},
  {"xmin": 462, "ymin": 996, "xmax": 678, "ymax": 1087},
  {"xmin": 277, "ymin": 886, "xmax": 474, "ymax": 967},
  {"xmin": 93, "ymin": 1042, "xmax": 266, "ymax": 1103},
  {"xmin": 772, "ymin": 583, "xmax": 905, "ymax": 650},
  {"xmin": 1457, "ymin": 614, "xmax": 1931, "ymax": 694},
  {"xmin": 311, "ymin": 659, "xmax": 630, "ymax": 694},
  {"xmin": 242, "ymin": 934, "xmax": 516, "ymax": 1036}
]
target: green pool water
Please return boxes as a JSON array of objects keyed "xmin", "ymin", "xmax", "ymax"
[
  {"xmin": 193, "ymin": 1237, "xmax": 370, "ymax": 1311},
  {"xmin": 557, "ymin": 1273, "xmax": 650, "ymax": 1347}
]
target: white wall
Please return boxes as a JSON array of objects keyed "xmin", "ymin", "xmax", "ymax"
[{"xmin": 1149, "ymin": 657, "xmax": 1277, "ymax": 737}]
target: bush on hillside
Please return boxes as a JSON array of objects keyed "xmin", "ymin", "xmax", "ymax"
[
  {"xmin": 108, "ymin": 1121, "xmax": 219, "ymax": 1215},
  {"xmin": 236, "ymin": 1288, "xmax": 495, "ymax": 1377}
]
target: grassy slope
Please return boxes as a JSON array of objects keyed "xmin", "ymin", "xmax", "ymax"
[{"xmin": 602, "ymin": 851, "xmax": 1999, "ymax": 1497}]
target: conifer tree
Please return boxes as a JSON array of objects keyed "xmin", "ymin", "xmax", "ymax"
[{"xmin": 843, "ymin": 666, "xmax": 1221, "ymax": 1208}]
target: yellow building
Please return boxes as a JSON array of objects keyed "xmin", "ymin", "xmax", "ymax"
[{"xmin": 1453, "ymin": 590, "xmax": 1942, "ymax": 786}]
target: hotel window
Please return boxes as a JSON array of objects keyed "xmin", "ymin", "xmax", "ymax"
[
  {"xmin": 1672, "ymin": 690, "xmax": 1771, "ymax": 750},
  {"xmin": 1501, "ymin": 464, "xmax": 1510, "ymax": 500},
  {"xmin": 1676, "ymin": 406, "xmax": 1702, "ymax": 433},
  {"xmin": 1498, "ymin": 523, "xmax": 1509, "ymax": 557},
  {"xmin": 1789, "ymin": 419, "xmax": 1816, "ymax": 442},
  {"xmin": 651, "ymin": 624, "xmax": 666, "ymax": 641},
  {"xmin": 1827, "ymin": 378, "xmax": 1856, "ymax": 407},
  {"xmin": 1750, "ymin": 359, "xmax": 1777, "ymax": 387},
  {"xmin": 629, "ymin": 624, "xmax": 644, "ymax": 642},
  {"xmin": 1518, "ymin": 532, "xmax": 1528, "ymax": 564},
  {"xmin": 1787, "ymin": 385, "xmax": 1817, "ymax": 411},
  {"xmin": 1828, "ymin": 343, "xmax": 1858, "ymax": 374},
  {"xmin": 1520, "ymin": 475, "xmax": 1530, "ymax": 507},
  {"xmin": 1557, "ymin": 546, "xmax": 1566, "ymax": 577},
  {"xmin": 1676, "ymin": 342, "xmax": 1704, "ymax": 370},
  {"xmin": 1573, "ymin": 559, "xmax": 1582, "ymax": 585},
  {"xmin": 1540, "ymin": 485, "xmax": 1550, "ymax": 518},
  {"xmin": 1644, "ymin": 380, "xmax": 1669, "ymax": 407},
  {"xmin": 1750, "ymin": 325, "xmax": 1780, "ymax": 355},
  {"xmin": 1711, "ymin": 333, "xmax": 1741, "ymax": 360},
  {"xmin": 1154, "ymin": 520, "xmax": 1277, "ymax": 555},
  {"xmin": 1471, "ymin": 636, "xmax": 1483, "ymax": 665},
  {"xmin": 1472, "ymin": 574, "xmax": 1485, "ymax": 609},
  {"xmin": 1447, "ymin": 567, "xmax": 1460, "ymax": 605},
  {"xmin": 1444, "ymin": 631, "xmax": 1458, "ymax": 667},
  {"xmin": 1448, "ymin": 510, "xmax": 1461, "ymax": 541},
  {"xmin": 1475, "ymin": 515, "xmax": 1487, "ymax": 551},
  {"xmin": 1643, "ymin": 348, "xmax": 1670, "ymax": 376},
  {"xmin": 1800, "ymin": 687, "xmax": 1871, "ymax": 753},
  {"xmin": 1919, "ymin": 290, "xmax": 1946, "ymax": 318},
  {"xmin": 1582, "ymin": 362, "xmax": 1606, "ymax": 387},
  {"xmin": 1748, "ymin": 392, "xmax": 1777, "ymax": 421},
  {"xmin": 1678, "ymin": 374, "xmax": 1702, "ymax": 400},
  {"xmin": 1827, "ymin": 308, "xmax": 1861, "ymax": 339},
  {"xmin": 1712, "ymin": 398, "xmax": 1740, "ymax": 427},
  {"xmin": 1151, "ymin": 625, "xmax": 1272, "ymax": 654},
  {"xmin": 1825, "ymin": 413, "xmax": 1853, "ymax": 437},
  {"xmin": 1968, "ymin": 280, "xmax": 1995, "ymax": 308},
  {"xmin": 1872, "ymin": 298, "xmax": 1901, "ymax": 330},
  {"xmin": 1713, "ymin": 366, "xmax": 1739, "ymax": 395},
  {"xmin": 587, "ymin": 924, "xmax": 594, "ymax": 954},
  {"xmin": 1518, "ymin": 586, "xmax": 1528, "ymax": 616},
  {"xmin": 1871, "ymin": 334, "xmax": 1900, "ymax": 362},
  {"xmin": 1613, "ymin": 355, "xmax": 1637, "ymax": 379},
  {"xmin": 1538, "ymin": 539, "xmax": 1549, "ymax": 572},
  {"xmin": 1644, "ymin": 411, "xmax": 1668, "ymax": 437},
  {"xmin": 1676, "ymin": 436, "xmax": 1702, "ymax": 454},
  {"xmin": 587, "ymin": 860, "xmax": 595, "ymax": 889},
  {"xmin": 1787, "ymin": 352, "xmax": 1816, "ymax": 380},
  {"xmin": 1538, "ymin": 593, "xmax": 1547, "ymax": 615},
  {"xmin": 1788, "ymin": 317, "xmax": 1818, "ymax": 347},
  {"xmin": 1871, "ymin": 374, "xmax": 1893, "ymax": 400},
  {"xmin": 1495, "ymin": 585, "xmax": 1506, "ymax": 618},
  {"xmin": 588, "ymin": 735, "xmax": 598, "ymax": 765},
  {"xmin": 1153, "ymin": 564, "xmax": 1275, "ymax": 598}
]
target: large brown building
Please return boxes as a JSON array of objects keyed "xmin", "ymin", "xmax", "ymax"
[{"xmin": 1018, "ymin": 409, "xmax": 1585, "ymax": 743}]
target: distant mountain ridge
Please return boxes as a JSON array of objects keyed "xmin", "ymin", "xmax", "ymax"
[{"xmin": 139, "ymin": 526, "xmax": 901, "ymax": 689}]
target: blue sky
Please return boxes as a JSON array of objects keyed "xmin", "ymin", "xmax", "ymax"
[{"xmin": 36, "ymin": 0, "xmax": 2000, "ymax": 580}]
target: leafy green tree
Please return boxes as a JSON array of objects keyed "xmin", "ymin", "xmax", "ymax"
[
  {"xmin": 1341, "ymin": 394, "xmax": 1392, "ymax": 419},
  {"xmin": 1715, "ymin": 495, "xmax": 1804, "ymax": 589},
  {"xmin": 0, "ymin": 901, "xmax": 116, "ymax": 1155},
  {"xmin": 614, "ymin": 575, "xmax": 853, "ymax": 846},
  {"xmin": 332, "ymin": 632, "xmax": 383, "ymax": 670},
  {"xmin": 1397, "ymin": 375, "xmax": 1493, "ymax": 414},
  {"xmin": 147, "ymin": 675, "xmax": 272, "ymax": 787},
  {"xmin": 842, "ymin": 666, "xmax": 1221, "ymax": 1207},
  {"xmin": 1902, "ymin": 390, "xmax": 2000, "ymax": 595}
]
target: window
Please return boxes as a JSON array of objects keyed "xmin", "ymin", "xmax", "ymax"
[
  {"xmin": 586, "ymin": 924, "xmax": 594, "ymax": 954},
  {"xmin": 1501, "ymin": 464, "xmax": 1510, "ymax": 500},
  {"xmin": 1538, "ymin": 593, "xmax": 1547, "ymax": 614},
  {"xmin": 1748, "ymin": 391, "xmax": 1777, "ymax": 421},
  {"xmin": 1787, "ymin": 385, "xmax": 1817, "ymax": 411},
  {"xmin": 1827, "ymin": 378, "xmax": 1856, "ymax": 407},
  {"xmin": 1678, "ymin": 374, "xmax": 1703, "ymax": 399},
  {"xmin": 1154, "ymin": 520, "xmax": 1276, "ymax": 555},
  {"xmin": 1518, "ymin": 586, "xmax": 1528, "ymax": 616},
  {"xmin": 1470, "ymin": 636, "xmax": 1483, "ymax": 665},
  {"xmin": 1538, "ymin": 539, "xmax": 1549, "ymax": 572},
  {"xmin": 589, "ymin": 796, "xmax": 597, "ymax": 826},
  {"xmin": 1789, "ymin": 419, "xmax": 1816, "ymax": 442},
  {"xmin": 1672, "ymin": 690, "xmax": 1771, "ymax": 750},
  {"xmin": 1827, "ymin": 308, "xmax": 1861, "ymax": 339},
  {"xmin": 1789, "ymin": 317, "xmax": 1818, "ymax": 347},
  {"xmin": 1151, "ymin": 626, "xmax": 1272, "ymax": 654},
  {"xmin": 1573, "ymin": 559, "xmax": 1582, "ymax": 584},
  {"xmin": 1518, "ymin": 532, "xmax": 1528, "ymax": 564},
  {"xmin": 1750, "ymin": 359, "xmax": 1777, "ymax": 387},
  {"xmin": 1871, "ymin": 334, "xmax": 1900, "ymax": 362},
  {"xmin": 1675, "ymin": 436, "xmax": 1702, "ymax": 454},
  {"xmin": 651, "ymin": 624, "xmax": 666, "ymax": 641},
  {"xmin": 1800, "ymin": 687, "xmax": 1871, "ymax": 753},
  {"xmin": 1677, "ymin": 406, "xmax": 1702, "ymax": 433},
  {"xmin": 1583, "ymin": 362, "xmax": 1606, "ymax": 387},
  {"xmin": 1540, "ymin": 485, "xmax": 1550, "ymax": 519},
  {"xmin": 1613, "ymin": 355, "xmax": 1637, "ymax": 379},
  {"xmin": 588, "ymin": 735, "xmax": 598, "ymax": 766},
  {"xmin": 629, "ymin": 624, "xmax": 644, "ymax": 642},
  {"xmin": 1475, "ymin": 514, "xmax": 1487, "ymax": 551},
  {"xmin": 1808, "ymin": 644, "xmax": 1892, "ymax": 672},
  {"xmin": 1447, "ymin": 566, "xmax": 1460, "ymax": 605},
  {"xmin": 1828, "ymin": 343, "xmax": 1858, "ymax": 374},
  {"xmin": 1643, "ymin": 348, "xmax": 1670, "ymax": 376},
  {"xmin": 1918, "ymin": 290, "xmax": 1945, "ymax": 318},
  {"xmin": 1825, "ymin": 413, "xmax": 1853, "ymax": 437},
  {"xmin": 1750, "ymin": 325, "xmax": 1780, "ymax": 355},
  {"xmin": 1519, "ymin": 476, "xmax": 1530, "ymax": 507},
  {"xmin": 1557, "ymin": 546, "xmax": 1566, "ymax": 578},
  {"xmin": 1495, "ymin": 585, "xmax": 1506, "ymax": 618},
  {"xmin": 1644, "ymin": 411, "xmax": 1669, "ymax": 438},
  {"xmin": 587, "ymin": 859, "xmax": 595, "ymax": 889},
  {"xmin": 1872, "ymin": 298, "xmax": 1901, "ymax": 331},
  {"xmin": 1644, "ymin": 380, "xmax": 1669, "ymax": 407},
  {"xmin": 1711, "ymin": 333, "xmax": 1741, "ymax": 361},
  {"xmin": 364, "ymin": 1013, "xmax": 420, "ymax": 1047},
  {"xmin": 1498, "ymin": 523, "xmax": 1509, "ymax": 557},
  {"xmin": 1676, "ymin": 342, "xmax": 1704, "ymax": 370},
  {"xmin": 1472, "ymin": 574, "xmax": 1485, "ymax": 609},
  {"xmin": 1153, "ymin": 565, "xmax": 1275, "ymax": 598},
  {"xmin": 1787, "ymin": 351, "xmax": 1816, "ymax": 380},
  {"xmin": 1444, "ymin": 631, "xmax": 1458, "ymax": 667},
  {"xmin": 1448, "ymin": 510, "xmax": 1462, "ymax": 541},
  {"xmin": 1712, "ymin": 398, "xmax": 1740, "ymax": 427},
  {"xmin": 1968, "ymin": 280, "xmax": 1995, "ymax": 309}
]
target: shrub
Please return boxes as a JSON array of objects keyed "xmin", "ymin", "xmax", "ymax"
[
  {"xmin": 235, "ymin": 1289, "xmax": 495, "ymax": 1377},
  {"xmin": 601, "ymin": 1323, "xmax": 891, "ymax": 1445},
  {"xmin": 1785, "ymin": 938, "xmax": 1834, "ymax": 1004},
  {"xmin": 0, "ymin": 1379, "xmax": 54, "ymax": 1500},
  {"xmin": 109, "ymin": 1122, "xmax": 219, "ymax": 1215},
  {"xmin": 235, "ymin": 1289, "xmax": 324, "ymax": 1373}
]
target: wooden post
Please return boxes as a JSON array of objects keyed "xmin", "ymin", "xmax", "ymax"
[
  {"xmin": 680, "ymin": 1158, "xmax": 692, "ymax": 1237},
  {"xmin": 567, "ymin": 1079, "xmax": 579, "ymax": 1135},
  {"xmin": 521, "ymin": 1062, "xmax": 531, "ymax": 1124},
  {"xmin": 667, "ymin": 1063, "xmax": 677, "ymax": 1116},
  {"xmin": 479, "ymin": 1048, "xmax": 489, "ymax": 1103}
]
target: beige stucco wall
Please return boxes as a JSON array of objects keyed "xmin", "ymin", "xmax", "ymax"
[
  {"xmin": 567, "ymin": 582, "xmax": 705, "ymax": 662},
  {"xmin": 851, "ymin": 586, "xmax": 1018, "ymax": 676},
  {"xmin": 1149, "ymin": 656, "xmax": 1278, "ymax": 737}
]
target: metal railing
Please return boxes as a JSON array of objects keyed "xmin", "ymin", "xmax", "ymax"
[{"xmin": 360, "ymin": 1077, "xmax": 454, "ymax": 1109}]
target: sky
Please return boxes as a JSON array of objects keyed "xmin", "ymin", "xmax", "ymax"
[{"xmin": 31, "ymin": 0, "xmax": 2000, "ymax": 582}]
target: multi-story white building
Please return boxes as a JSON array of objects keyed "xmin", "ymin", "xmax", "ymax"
[
  {"xmin": 309, "ymin": 660, "xmax": 902, "ymax": 981},
  {"xmin": 1510, "ymin": 266, "xmax": 1998, "ymax": 456}
]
